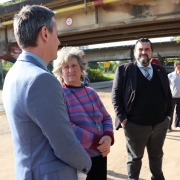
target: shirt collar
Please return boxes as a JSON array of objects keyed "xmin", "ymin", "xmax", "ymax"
[
  {"xmin": 136, "ymin": 60, "xmax": 152, "ymax": 69},
  {"xmin": 22, "ymin": 51, "xmax": 48, "ymax": 71}
]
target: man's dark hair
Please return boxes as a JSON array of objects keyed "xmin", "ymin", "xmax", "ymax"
[
  {"xmin": 135, "ymin": 38, "xmax": 153, "ymax": 51},
  {"xmin": 14, "ymin": 5, "xmax": 55, "ymax": 49}
]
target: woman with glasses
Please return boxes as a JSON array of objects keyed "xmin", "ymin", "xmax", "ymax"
[{"xmin": 53, "ymin": 47, "xmax": 114, "ymax": 180}]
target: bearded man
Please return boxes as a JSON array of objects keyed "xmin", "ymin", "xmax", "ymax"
[{"xmin": 112, "ymin": 38, "xmax": 172, "ymax": 180}]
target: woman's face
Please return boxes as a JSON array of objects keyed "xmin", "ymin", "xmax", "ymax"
[{"xmin": 61, "ymin": 57, "xmax": 83, "ymax": 86}]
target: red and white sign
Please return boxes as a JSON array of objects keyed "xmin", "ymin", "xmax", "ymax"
[{"xmin": 66, "ymin": 17, "xmax": 73, "ymax": 26}]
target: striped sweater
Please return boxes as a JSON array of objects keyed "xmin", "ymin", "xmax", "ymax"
[{"xmin": 62, "ymin": 85, "xmax": 114, "ymax": 157}]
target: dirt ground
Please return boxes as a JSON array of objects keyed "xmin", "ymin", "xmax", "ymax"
[{"xmin": 0, "ymin": 88, "xmax": 180, "ymax": 180}]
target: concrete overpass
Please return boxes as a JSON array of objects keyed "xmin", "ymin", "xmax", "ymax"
[
  {"xmin": 84, "ymin": 41, "xmax": 180, "ymax": 62},
  {"xmin": 0, "ymin": 0, "xmax": 180, "ymax": 47}
]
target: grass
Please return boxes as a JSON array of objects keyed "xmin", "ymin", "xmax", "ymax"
[
  {"xmin": 90, "ymin": 73, "xmax": 114, "ymax": 82},
  {"xmin": 102, "ymin": 73, "xmax": 114, "ymax": 81}
]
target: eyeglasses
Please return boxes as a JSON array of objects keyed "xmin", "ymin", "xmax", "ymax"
[{"xmin": 62, "ymin": 64, "xmax": 79, "ymax": 72}]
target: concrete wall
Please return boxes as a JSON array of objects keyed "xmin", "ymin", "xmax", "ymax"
[{"xmin": 84, "ymin": 42, "xmax": 180, "ymax": 62}]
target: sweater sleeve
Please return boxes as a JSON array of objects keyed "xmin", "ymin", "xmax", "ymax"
[
  {"xmin": 92, "ymin": 89, "xmax": 114, "ymax": 145},
  {"xmin": 71, "ymin": 123, "xmax": 102, "ymax": 149}
]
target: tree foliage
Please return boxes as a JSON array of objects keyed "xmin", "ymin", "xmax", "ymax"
[
  {"xmin": 88, "ymin": 68, "xmax": 104, "ymax": 82},
  {"xmin": 164, "ymin": 57, "xmax": 180, "ymax": 65},
  {"xmin": 0, "ymin": 0, "xmax": 25, "ymax": 7},
  {"xmin": 88, "ymin": 62, "xmax": 99, "ymax": 69},
  {"xmin": 173, "ymin": 36, "xmax": 180, "ymax": 43}
]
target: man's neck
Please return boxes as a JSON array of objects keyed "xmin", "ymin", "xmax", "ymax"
[{"xmin": 23, "ymin": 47, "xmax": 49, "ymax": 65}]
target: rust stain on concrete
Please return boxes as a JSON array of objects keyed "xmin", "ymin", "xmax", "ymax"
[
  {"xmin": 101, "ymin": 0, "xmax": 180, "ymax": 19},
  {"xmin": 102, "ymin": 3, "xmax": 132, "ymax": 13},
  {"xmin": 149, "ymin": 1, "xmax": 180, "ymax": 15},
  {"xmin": 171, "ymin": 0, "xmax": 180, "ymax": 4}
]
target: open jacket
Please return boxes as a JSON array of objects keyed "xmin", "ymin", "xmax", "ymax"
[{"xmin": 112, "ymin": 61, "xmax": 172, "ymax": 130}]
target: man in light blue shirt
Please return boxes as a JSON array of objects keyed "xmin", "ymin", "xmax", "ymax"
[
  {"xmin": 168, "ymin": 61, "xmax": 180, "ymax": 131},
  {"xmin": 3, "ymin": 5, "xmax": 91, "ymax": 180}
]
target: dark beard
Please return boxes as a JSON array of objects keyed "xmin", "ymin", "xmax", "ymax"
[{"xmin": 137, "ymin": 56, "xmax": 151, "ymax": 65}]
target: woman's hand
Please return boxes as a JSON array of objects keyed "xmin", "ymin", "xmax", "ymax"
[{"xmin": 97, "ymin": 135, "xmax": 112, "ymax": 157}]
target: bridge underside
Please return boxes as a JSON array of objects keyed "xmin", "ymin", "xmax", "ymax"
[
  {"xmin": 85, "ymin": 42, "xmax": 180, "ymax": 62},
  {"xmin": 54, "ymin": 0, "xmax": 180, "ymax": 46},
  {"xmin": 59, "ymin": 18, "xmax": 180, "ymax": 46},
  {"xmin": 1, "ymin": 0, "xmax": 180, "ymax": 55}
]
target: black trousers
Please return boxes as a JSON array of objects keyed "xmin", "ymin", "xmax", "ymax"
[
  {"xmin": 123, "ymin": 119, "xmax": 168, "ymax": 180},
  {"xmin": 86, "ymin": 155, "xmax": 107, "ymax": 180},
  {"xmin": 169, "ymin": 98, "xmax": 180, "ymax": 129}
]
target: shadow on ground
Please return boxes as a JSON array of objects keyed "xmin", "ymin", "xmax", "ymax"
[{"xmin": 107, "ymin": 170, "xmax": 145, "ymax": 180}]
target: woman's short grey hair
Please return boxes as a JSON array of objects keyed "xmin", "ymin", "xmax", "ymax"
[
  {"xmin": 53, "ymin": 47, "xmax": 87, "ymax": 84},
  {"xmin": 14, "ymin": 5, "xmax": 55, "ymax": 49}
]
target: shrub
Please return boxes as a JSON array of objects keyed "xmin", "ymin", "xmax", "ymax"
[
  {"xmin": 88, "ymin": 68, "xmax": 104, "ymax": 82},
  {"xmin": 88, "ymin": 62, "xmax": 99, "ymax": 69}
]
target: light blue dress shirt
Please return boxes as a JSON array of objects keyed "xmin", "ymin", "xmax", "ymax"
[
  {"xmin": 136, "ymin": 60, "xmax": 153, "ymax": 78},
  {"xmin": 22, "ymin": 51, "xmax": 48, "ymax": 71}
]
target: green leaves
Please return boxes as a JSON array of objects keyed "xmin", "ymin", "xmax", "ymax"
[{"xmin": 88, "ymin": 68, "xmax": 113, "ymax": 82}]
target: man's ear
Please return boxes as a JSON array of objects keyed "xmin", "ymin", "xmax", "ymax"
[{"xmin": 41, "ymin": 26, "xmax": 48, "ymax": 41}]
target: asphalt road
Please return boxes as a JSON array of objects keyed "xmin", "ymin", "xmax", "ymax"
[{"xmin": 89, "ymin": 80, "xmax": 113, "ymax": 89}]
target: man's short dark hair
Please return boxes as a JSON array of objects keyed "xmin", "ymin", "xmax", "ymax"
[
  {"xmin": 135, "ymin": 38, "xmax": 153, "ymax": 51},
  {"xmin": 14, "ymin": 5, "xmax": 55, "ymax": 49}
]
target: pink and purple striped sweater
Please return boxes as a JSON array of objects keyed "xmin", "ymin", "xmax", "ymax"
[{"xmin": 62, "ymin": 84, "xmax": 114, "ymax": 157}]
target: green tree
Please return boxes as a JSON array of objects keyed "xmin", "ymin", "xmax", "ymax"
[
  {"xmin": 164, "ymin": 57, "xmax": 180, "ymax": 65},
  {"xmin": 173, "ymin": 36, "xmax": 180, "ymax": 43},
  {"xmin": 88, "ymin": 62, "xmax": 99, "ymax": 69},
  {"xmin": 0, "ymin": 0, "xmax": 25, "ymax": 7},
  {"xmin": 109, "ymin": 61, "xmax": 118, "ymax": 73},
  {"xmin": 98, "ymin": 62, "xmax": 104, "ymax": 71},
  {"xmin": 0, "ymin": 60, "xmax": 14, "ymax": 89}
]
